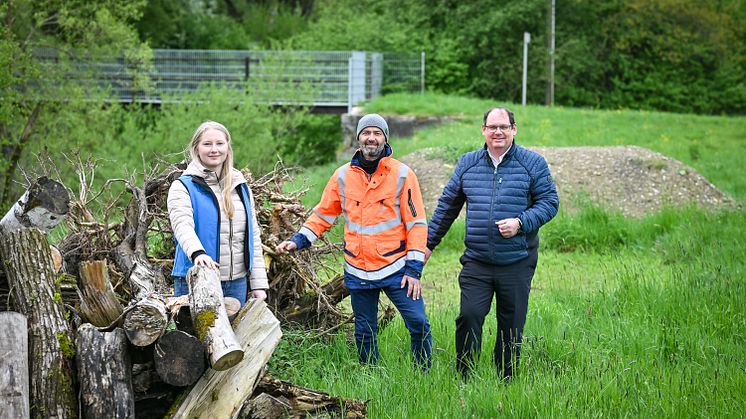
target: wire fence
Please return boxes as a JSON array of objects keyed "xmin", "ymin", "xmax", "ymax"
[{"xmin": 33, "ymin": 48, "xmax": 425, "ymax": 110}]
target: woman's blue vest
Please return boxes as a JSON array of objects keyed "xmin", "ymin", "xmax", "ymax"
[{"xmin": 171, "ymin": 175, "xmax": 255, "ymax": 279}]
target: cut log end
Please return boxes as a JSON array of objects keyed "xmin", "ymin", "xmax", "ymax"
[
  {"xmin": 211, "ymin": 349, "xmax": 244, "ymax": 371},
  {"xmin": 124, "ymin": 300, "xmax": 168, "ymax": 346},
  {"xmin": 154, "ymin": 330, "xmax": 205, "ymax": 387}
]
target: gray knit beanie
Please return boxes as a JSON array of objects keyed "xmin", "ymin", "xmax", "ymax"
[{"xmin": 356, "ymin": 113, "xmax": 389, "ymax": 142}]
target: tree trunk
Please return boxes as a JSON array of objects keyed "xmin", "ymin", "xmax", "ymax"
[
  {"xmin": 0, "ymin": 311, "xmax": 30, "ymax": 419},
  {"xmin": 76, "ymin": 324, "xmax": 135, "ymax": 419},
  {"xmin": 0, "ymin": 176, "xmax": 68, "ymax": 235},
  {"xmin": 0, "ymin": 228, "xmax": 77, "ymax": 418},
  {"xmin": 187, "ymin": 266, "xmax": 243, "ymax": 371},
  {"xmin": 170, "ymin": 298, "xmax": 282, "ymax": 419},
  {"xmin": 153, "ymin": 329, "xmax": 205, "ymax": 387},
  {"xmin": 246, "ymin": 374, "xmax": 367, "ymax": 418},
  {"xmin": 78, "ymin": 260, "xmax": 124, "ymax": 327}
]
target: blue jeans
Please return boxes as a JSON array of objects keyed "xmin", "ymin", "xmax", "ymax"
[
  {"xmin": 173, "ymin": 276, "xmax": 247, "ymax": 307},
  {"xmin": 349, "ymin": 282, "xmax": 432, "ymax": 370}
]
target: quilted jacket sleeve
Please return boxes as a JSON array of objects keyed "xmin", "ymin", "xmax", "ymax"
[
  {"xmin": 518, "ymin": 155, "xmax": 559, "ymax": 233},
  {"xmin": 427, "ymin": 154, "xmax": 467, "ymax": 250},
  {"xmin": 167, "ymin": 180, "xmax": 205, "ymax": 261}
]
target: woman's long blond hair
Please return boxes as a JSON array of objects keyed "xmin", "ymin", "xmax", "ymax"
[{"xmin": 188, "ymin": 121, "xmax": 236, "ymax": 219}]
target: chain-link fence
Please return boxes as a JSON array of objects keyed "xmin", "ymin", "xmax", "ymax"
[{"xmin": 33, "ymin": 48, "xmax": 425, "ymax": 110}]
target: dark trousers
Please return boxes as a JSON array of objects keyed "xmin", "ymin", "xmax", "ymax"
[
  {"xmin": 349, "ymin": 283, "xmax": 433, "ymax": 369},
  {"xmin": 455, "ymin": 252, "xmax": 538, "ymax": 379}
]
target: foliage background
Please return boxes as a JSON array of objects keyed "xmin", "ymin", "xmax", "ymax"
[{"xmin": 136, "ymin": 0, "xmax": 746, "ymax": 115}]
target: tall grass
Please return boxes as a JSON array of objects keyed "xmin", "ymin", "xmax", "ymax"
[{"xmin": 269, "ymin": 207, "xmax": 746, "ymax": 417}]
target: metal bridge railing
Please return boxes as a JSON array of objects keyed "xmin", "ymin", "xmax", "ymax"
[{"xmin": 33, "ymin": 48, "xmax": 425, "ymax": 110}]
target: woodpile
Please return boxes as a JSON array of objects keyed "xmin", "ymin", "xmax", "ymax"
[{"xmin": 0, "ymin": 159, "xmax": 370, "ymax": 418}]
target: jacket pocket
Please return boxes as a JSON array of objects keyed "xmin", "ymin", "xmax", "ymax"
[
  {"xmin": 377, "ymin": 240, "xmax": 406, "ymax": 257},
  {"xmin": 344, "ymin": 240, "xmax": 359, "ymax": 257}
]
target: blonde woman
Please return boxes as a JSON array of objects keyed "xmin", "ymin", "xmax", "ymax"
[{"xmin": 168, "ymin": 121, "xmax": 268, "ymax": 306}]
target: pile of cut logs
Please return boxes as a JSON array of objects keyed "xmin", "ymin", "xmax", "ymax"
[{"xmin": 0, "ymin": 161, "xmax": 372, "ymax": 418}]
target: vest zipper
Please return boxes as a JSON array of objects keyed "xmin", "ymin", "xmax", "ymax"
[{"xmin": 229, "ymin": 218, "xmax": 234, "ymax": 280}]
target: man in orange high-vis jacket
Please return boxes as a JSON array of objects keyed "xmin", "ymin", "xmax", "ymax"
[{"xmin": 277, "ymin": 113, "xmax": 432, "ymax": 369}]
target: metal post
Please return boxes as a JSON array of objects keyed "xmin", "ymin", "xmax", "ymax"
[
  {"xmin": 347, "ymin": 56, "xmax": 353, "ymax": 113},
  {"xmin": 549, "ymin": 0, "xmax": 555, "ymax": 106},
  {"xmin": 421, "ymin": 51, "xmax": 426, "ymax": 94},
  {"xmin": 522, "ymin": 32, "xmax": 531, "ymax": 106}
]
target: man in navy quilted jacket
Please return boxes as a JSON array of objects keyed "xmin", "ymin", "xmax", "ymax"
[{"xmin": 425, "ymin": 107, "xmax": 559, "ymax": 380}]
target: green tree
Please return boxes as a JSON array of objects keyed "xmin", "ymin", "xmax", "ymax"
[{"xmin": 0, "ymin": 0, "xmax": 150, "ymax": 205}]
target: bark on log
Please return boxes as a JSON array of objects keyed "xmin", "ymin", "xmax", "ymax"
[
  {"xmin": 153, "ymin": 330, "xmax": 205, "ymax": 387},
  {"xmin": 78, "ymin": 260, "xmax": 124, "ymax": 327},
  {"xmin": 0, "ymin": 312, "xmax": 30, "ymax": 419},
  {"xmin": 0, "ymin": 176, "xmax": 68, "ymax": 235},
  {"xmin": 247, "ymin": 374, "xmax": 367, "ymax": 418},
  {"xmin": 76, "ymin": 324, "xmax": 135, "ymax": 419},
  {"xmin": 187, "ymin": 266, "xmax": 243, "ymax": 371},
  {"xmin": 170, "ymin": 298, "xmax": 282, "ymax": 419},
  {"xmin": 0, "ymin": 228, "xmax": 77, "ymax": 418}
]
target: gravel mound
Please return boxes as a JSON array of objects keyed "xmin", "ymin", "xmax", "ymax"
[{"xmin": 399, "ymin": 145, "xmax": 738, "ymax": 217}]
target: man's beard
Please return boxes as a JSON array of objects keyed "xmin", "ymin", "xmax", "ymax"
[{"xmin": 362, "ymin": 143, "xmax": 385, "ymax": 160}]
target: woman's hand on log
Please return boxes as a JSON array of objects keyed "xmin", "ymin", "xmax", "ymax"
[
  {"xmin": 194, "ymin": 254, "xmax": 219, "ymax": 269},
  {"xmin": 275, "ymin": 241, "xmax": 297, "ymax": 254},
  {"xmin": 251, "ymin": 289, "xmax": 268, "ymax": 301}
]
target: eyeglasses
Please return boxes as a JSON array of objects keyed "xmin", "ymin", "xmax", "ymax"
[{"xmin": 484, "ymin": 124, "xmax": 513, "ymax": 133}]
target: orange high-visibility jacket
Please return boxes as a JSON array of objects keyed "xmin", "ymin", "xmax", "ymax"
[{"xmin": 298, "ymin": 154, "xmax": 428, "ymax": 281}]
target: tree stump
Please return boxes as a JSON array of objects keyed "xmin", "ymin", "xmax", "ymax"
[
  {"xmin": 0, "ymin": 311, "xmax": 30, "ymax": 419},
  {"xmin": 170, "ymin": 298, "xmax": 282, "ymax": 419},
  {"xmin": 76, "ymin": 324, "xmax": 135, "ymax": 419},
  {"xmin": 78, "ymin": 260, "xmax": 124, "ymax": 327},
  {"xmin": 153, "ymin": 330, "xmax": 205, "ymax": 387},
  {"xmin": 187, "ymin": 266, "xmax": 243, "ymax": 371},
  {"xmin": 0, "ymin": 228, "xmax": 77, "ymax": 418}
]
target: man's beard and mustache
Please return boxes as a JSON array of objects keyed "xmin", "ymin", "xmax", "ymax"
[{"xmin": 362, "ymin": 142, "xmax": 385, "ymax": 160}]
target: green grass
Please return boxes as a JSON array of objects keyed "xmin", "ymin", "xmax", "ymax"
[
  {"xmin": 270, "ymin": 208, "xmax": 746, "ymax": 417},
  {"xmin": 273, "ymin": 93, "xmax": 746, "ymax": 417}
]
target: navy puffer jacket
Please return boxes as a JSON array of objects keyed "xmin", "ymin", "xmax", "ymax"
[{"xmin": 427, "ymin": 143, "xmax": 559, "ymax": 265}]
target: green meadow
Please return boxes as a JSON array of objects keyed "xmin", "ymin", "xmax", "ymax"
[{"xmin": 272, "ymin": 94, "xmax": 746, "ymax": 417}]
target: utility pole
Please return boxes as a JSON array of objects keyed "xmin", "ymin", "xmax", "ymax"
[
  {"xmin": 545, "ymin": 0, "xmax": 555, "ymax": 106},
  {"xmin": 522, "ymin": 32, "xmax": 531, "ymax": 106}
]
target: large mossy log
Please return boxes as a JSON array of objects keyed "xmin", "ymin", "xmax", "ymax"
[
  {"xmin": 187, "ymin": 266, "xmax": 243, "ymax": 371},
  {"xmin": 170, "ymin": 298, "xmax": 282, "ymax": 419},
  {"xmin": 76, "ymin": 324, "xmax": 135, "ymax": 419},
  {"xmin": 0, "ymin": 311, "xmax": 30, "ymax": 419},
  {"xmin": 0, "ymin": 228, "xmax": 77, "ymax": 418}
]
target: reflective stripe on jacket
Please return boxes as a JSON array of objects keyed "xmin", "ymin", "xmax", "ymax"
[{"xmin": 294, "ymin": 146, "xmax": 428, "ymax": 281}]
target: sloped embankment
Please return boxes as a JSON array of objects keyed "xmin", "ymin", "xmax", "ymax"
[{"xmin": 399, "ymin": 145, "xmax": 738, "ymax": 217}]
